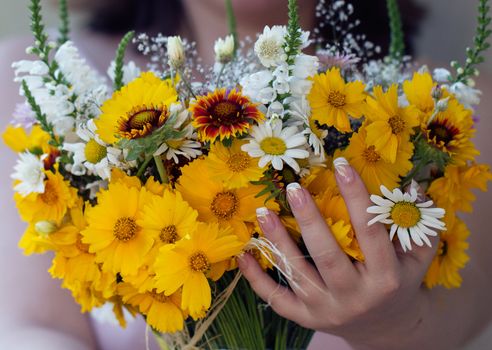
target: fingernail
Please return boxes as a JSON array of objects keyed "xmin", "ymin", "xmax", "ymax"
[
  {"xmin": 333, "ymin": 157, "xmax": 354, "ymax": 185},
  {"xmin": 286, "ymin": 182, "xmax": 305, "ymax": 209},
  {"xmin": 256, "ymin": 207, "xmax": 275, "ymax": 232}
]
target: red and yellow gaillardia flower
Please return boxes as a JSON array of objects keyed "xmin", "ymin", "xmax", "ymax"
[{"xmin": 190, "ymin": 88, "xmax": 264, "ymax": 143}]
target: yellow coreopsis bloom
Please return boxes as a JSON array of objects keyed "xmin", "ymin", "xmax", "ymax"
[
  {"xmin": 118, "ymin": 283, "xmax": 185, "ymax": 333},
  {"xmin": 365, "ymin": 84, "xmax": 419, "ymax": 163},
  {"xmin": 2, "ymin": 124, "xmax": 50, "ymax": 153},
  {"xmin": 96, "ymin": 72, "xmax": 178, "ymax": 144},
  {"xmin": 424, "ymin": 217, "xmax": 470, "ymax": 289},
  {"xmin": 14, "ymin": 170, "xmax": 77, "ymax": 223},
  {"xmin": 18, "ymin": 223, "xmax": 55, "ymax": 255},
  {"xmin": 82, "ymin": 181, "xmax": 156, "ymax": 276},
  {"xmin": 403, "ymin": 72, "xmax": 436, "ymax": 120},
  {"xmin": 177, "ymin": 158, "xmax": 278, "ymax": 242},
  {"xmin": 205, "ymin": 139, "xmax": 265, "ymax": 189},
  {"xmin": 308, "ymin": 67, "xmax": 366, "ymax": 133},
  {"xmin": 154, "ymin": 222, "xmax": 243, "ymax": 319},
  {"xmin": 341, "ymin": 126, "xmax": 414, "ymax": 195},
  {"xmin": 427, "ymin": 163, "xmax": 492, "ymax": 214}
]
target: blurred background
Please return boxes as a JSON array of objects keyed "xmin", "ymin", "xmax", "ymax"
[{"xmin": 0, "ymin": 1, "xmax": 490, "ymax": 349}]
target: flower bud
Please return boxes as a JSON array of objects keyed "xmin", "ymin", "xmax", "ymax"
[
  {"xmin": 214, "ymin": 35, "xmax": 235, "ymax": 64},
  {"xmin": 35, "ymin": 220, "xmax": 58, "ymax": 236},
  {"xmin": 431, "ymin": 86, "xmax": 443, "ymax": 100},
  {"xmin": 436, "ymin": 97, "xmax": 450, "ymax": 112},
  {"xmin": 167, "ymin": 36, "xmax": 185, "ymax": 69}
]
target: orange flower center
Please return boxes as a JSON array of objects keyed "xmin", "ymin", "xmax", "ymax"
[
  {"xmin": 160, "ymin": 225, "xmax": 179, "ymax": 244},
  {"xmin": 227, "ymin": 153, "xmax": 250, "ymax": 173},
  {"xmin": 189, "ymin": 251, "xmax": 210, "ymax": 272},
  {"xmin": 427, "ymin": 118, "xmax": 459, "ymax": 147},
  {"xmin": 213, "ymin": 101, "xmax": 240, "ymax": 122},
  {"xmin": 210, "ymin": 191, "xmax": 239, "ymax": 220},
  {"xmin": 40, "ymin": 181, "xmax": 59, "ymax": 205},
  {"xmin": 76, "ymin": 234, "xmax": 90, "ymax": 253},
  {"xmin": 113, "ymin": 217, "xmax": 139, "ymax": 242},
  {"xmin": 390, "ymin": 202, "xmax": 421, "ymax": 228},
  {"xmin": 150, "ymin": 289, "xmax": 169, "ymax": 303},
  {"xmin": 388, "ymin": 115, "xmax": 406, "ymax": 134},
  {"xmin": 327, "ymin": 91, "xmax": 346, "ymax": 108},
  {"xmin": 118, "ymin": 105, "xmax": 168, "ymax": 139},
  {"xmin": 362, "ymin": 145, "xmax": 381, "ymax": 163}
]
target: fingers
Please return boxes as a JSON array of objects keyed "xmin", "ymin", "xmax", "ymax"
[
  {"xmin": 238, "ymin": 253, "xmax": 309, "ymax": 322},
  {"xmin": 255, "ymin": 207, "xmax": 326, "ymax": 297},
  {"xmin": 285, "ymin": 183, "xmax": 359, "ymax": 286},
  {"xmin": 333, "ymin": 157, "xmax": 399, "ymax": 273}
]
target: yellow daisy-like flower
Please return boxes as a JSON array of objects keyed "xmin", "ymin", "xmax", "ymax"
[
  {"xmin": 205, "ymin": 139, "xmax": 265, "ymax": 189},
  {"xmin": 342, "ymin": 126, "xmax": 414, "ymax": 195},
  {"xmin": 118, "ymin": 283, "xmax": 184, "ymax": 333},
  {"xmin": 427, "ymin": 163, "xmax": 492, "ymax": 214},
  {"xmin": 424, "ymin": 217, "xmax": 469, "ymax": 289},
  {"xmin": 138, "ymin": 188, "xmax": 198, "ymax": 246},
  {"xmin": 177, "ymin": 158, "xmax": 279, "ymax": 243},
  {"xmin": 154, "ymin": 222, "xmax": 243, "ymax": 319},
  {"xmin": 403, "ymin": 72, "xmax": 436, "ymax": 120},
  {"xmin": 2, "ymin": 124, "xmax": 50, "ymax": 153},
  {"xmin": 365, "ymin": 85, "xmax": 420, "ymax": 163},
  {"xmin": 82, "ymin": 181, "xmax": 156, "ymax": 276},
  {"xmin": 96, "ymin": 72, "xmax": 178, "ymax": 144},
  {"xmin": 308, "ymin": 67, "xmax": 366, "ymax": 133},
  {"xmin": 14, "ymin": 170, "xmax": 77, "ymax": 223},
  {"xmin": 422, "ymin": 98, "xmax": 478, "ymax": 165},
  {"xmin": 18, "ymin": 223, "xmax": 55, "ymax": 255},
  {"xmin": 190, "ymin": 88, "xmax": 264, "ymax": 143},
  {"xmin": 300, "ymin": 166, "xmax": 337, "ymax": 197}
]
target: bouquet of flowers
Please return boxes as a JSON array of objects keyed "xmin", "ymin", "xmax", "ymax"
[{"xmin": 3, "ymin": 0, "xmax": 492, "ymax": 348}]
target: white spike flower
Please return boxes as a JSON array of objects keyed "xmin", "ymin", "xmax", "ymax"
[
  {"xmin": 367, "ymin": 185, "xmax": 446, "ymax": 252},
  {"xmin": 214, "ymin": 35, "xmax": 235, "ymax": 64},
  {"xmin": 254, "ymin": 25, "xmax": 287, "ymax": 67}
]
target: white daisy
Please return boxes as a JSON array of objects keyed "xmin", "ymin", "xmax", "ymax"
[
  {"xmin": 11, "ymin": 152, "xmax": 46, "ymax": 196},
  {"xmin": 153, "ymin": 124, "xmax": 202, "ymax": 164},
  {"xmin": 254, "ymin": 25, "xmax": 287, "ymax": 68},
  {"xmin": 63, "ymin": 119, "xmax": 120, "ymax": 179},
  {"xmin": 241, "ymin": 120, "xmax": 309, "ymax": 173},
  {"xmin": 367, "ymin": 185, "xmax": 446, "ymax": 252}
]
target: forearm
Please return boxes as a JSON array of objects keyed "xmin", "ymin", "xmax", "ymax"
[{"xmin": 0, "ymin": 326, "xmax": 94, "ymax": 350}]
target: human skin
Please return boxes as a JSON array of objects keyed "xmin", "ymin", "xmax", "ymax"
[{"xmin": 1, "ymin": 1, "xmax": 492, "ymax": 349}]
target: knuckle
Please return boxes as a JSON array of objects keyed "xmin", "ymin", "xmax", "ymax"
[
  {"xmin": 380, "ymin": 274, "xmax": 402, "ymax": 296},
  {"xmin": 315, "ymin": 250, "xmax": 339, "ymax": 271},
  {"xmin": 364, "ymin": 223, "xmax": 384, "ymax": 238}
]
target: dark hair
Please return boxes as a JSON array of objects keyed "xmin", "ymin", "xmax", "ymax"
[{"xmin": 89, "ymin": 0, "xmax": 424, "ymax": 56}]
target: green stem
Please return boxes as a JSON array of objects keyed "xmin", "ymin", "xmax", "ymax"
[
  {"xmin": 386, "ymin": 0, "xmax": 405, "ymax": 61},
  {"xmin": 215, "ymin": 63, "xmax": 227, "ymax": 87},
  {"xmin": 57, "ymin": 0, "xmax": 70, "ymax": 45},
  {"xmin": 225, "ymin": 0, "xmax": 238, "ymax": 53},
  {"xmin": 136, "ymin": 155, "xmax": 153, "ymax": 178},
  {"xmin": 114, "ymin": 31, "xmax": 135, "ymax": 91},
  {"xmin": 153, "ymin": 155, "xmax": 169, "ymax": 184},
  {"xmin": 178, "ymin": 69, "xmax": 197, "ymax": 98}
]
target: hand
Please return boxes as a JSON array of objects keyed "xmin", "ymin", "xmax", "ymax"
[{"xmin": 238, "ymin": 157, "xmax": 439, "ymax": 350}]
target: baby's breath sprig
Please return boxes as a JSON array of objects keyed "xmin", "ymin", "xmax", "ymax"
[
  {"xmin": 21, "ymin": 80, "xmax": 61, "ymax": 147},
  {"xmin": 113, "ymin": 31, "xmax": 135, "ymax": 91},
  {"xmin": 285, "ymin": 0, "xmax": 303, "ymax": 65},
  {"xmin": 453, "ymin": 0, "xmax": 491, "ymax": 84},
  {"xmin": 386, "ymin": 0, "xmax": 405, "ymax": 61},
  {"xmin": 57, "ymin": 0, "xmax": 70, "ymax": 46}
]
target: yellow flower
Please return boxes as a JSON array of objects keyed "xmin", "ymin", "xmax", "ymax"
[
  {"xmin": 2, "ymin": 124, "xmax": 50, "ymax": 153},
  {"xmin": 422, "ymin": 98, "xmax": 478, "ymax": 166},
  {"xmin": 138, "ymin": 188, "xmax": 198, "ymax": 247},
  {"xmin": 424, "ymin": 217, "xmax": 469, "ymax": 289},
  {"xmin": 308, "ymin": 67, "xmax": 366, "ymax": 133},
  {"xmin": 342, "ymin": 126, "xmax": 414, "ymax": 195},
  {"xmin": 14, "ymin": 170, "xmax": 77, "ymax": 223},
  {"xmin": 205, "ymin": 139, "xmax": 265, "ymax": 189},
  {"xmin": 190, "ymin": 88, "xmax": 264, "ymax": 143},
  {"xmin": 403, "ymin": 72, "xmax": 436, "ymax": 120},
  {"xmin": 365, "ymin": 85, "xmax": 420, "ymax": 163},
  {"xmin": 427, "ymin": 163, "xmax": 492, "ymax": 214},
  {"xmin": 177, "ymin": 158, "xmax": 278, "ymax": 243},
  {"xmin": 154, "ymin": 222, "xmax": 243, "ymax": 319},
  {"xmin": 82, "ymin": 181, "xmax": 156, "ymax": 276},
  {"xmin": 18, "ymin": 223, "xmax": 55, "ymax": 255},
  {"xmin": 96, "ymin": 72, "xmax": 178, "ymax": 144},
  {"xmin": 300, "ymin": 166, "xmax": 337, "ymax": 197},
  {"xmin": 118, "ymin": 283, "xmax": 184, "ymax": 333}
]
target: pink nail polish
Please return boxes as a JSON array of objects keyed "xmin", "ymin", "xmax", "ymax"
[
  {"xmin": 286, "ymin": 182, "xmax": 305, "ymax": 209},
  {"xmin": 333, "ymin": 157, "xmax": 354, "ymax": 184},
  {"xmin": 256, "ymin": 207, "xmax": 275, "ymax": 231}
]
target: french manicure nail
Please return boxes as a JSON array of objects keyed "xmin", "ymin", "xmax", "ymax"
[
  {"xmin": 286, "ymin": 182, "xmax": 305, "ymax": 209},
  {"xmin": 333, "ymin": 157, "xmax": 354, "ymax": 184},
  {"xmin": 256, "ymin": 207, "xmax": 275, "ymax": 231}
]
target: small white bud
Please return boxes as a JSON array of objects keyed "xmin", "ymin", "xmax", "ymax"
[
  {"xmin": 34, "ymin": 40, "xmax": 41, "ymax": 46},
  {"xmin": 167, "ymin": 36, "xmax": 185, "ymax": 69},
  {"xmin": 35, "ymin": 220, "xmax": 58, "ymax": 236},
  {"xmin": 48, "ymin": 41, "xmax": 57, "ymax": 49},
  {"xmin": 436, "ymin": 97, "xmax": 450, "ymax": 112},
  {"xmin": 457, "ymin": 67, "xmax": 464, "ymax": 75},
  {"xmin": 25, "ymin": 46, "xmax": 35, "ymax": 54},
  {"xmin": 466, "ymin": 78, "xmax": 476, "ymax": 87},
  {"xmin": 214, "ymin": 35, "xmax": 235, "ymax": 64}
]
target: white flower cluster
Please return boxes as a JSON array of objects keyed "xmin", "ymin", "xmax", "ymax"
[
  {"xmin": 240, "ymin": 26, "xmax": 325, "ymax": 174},
  {"xmin": 432, "ymin": 68, "xmax": 481, "ymax": 109}
]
